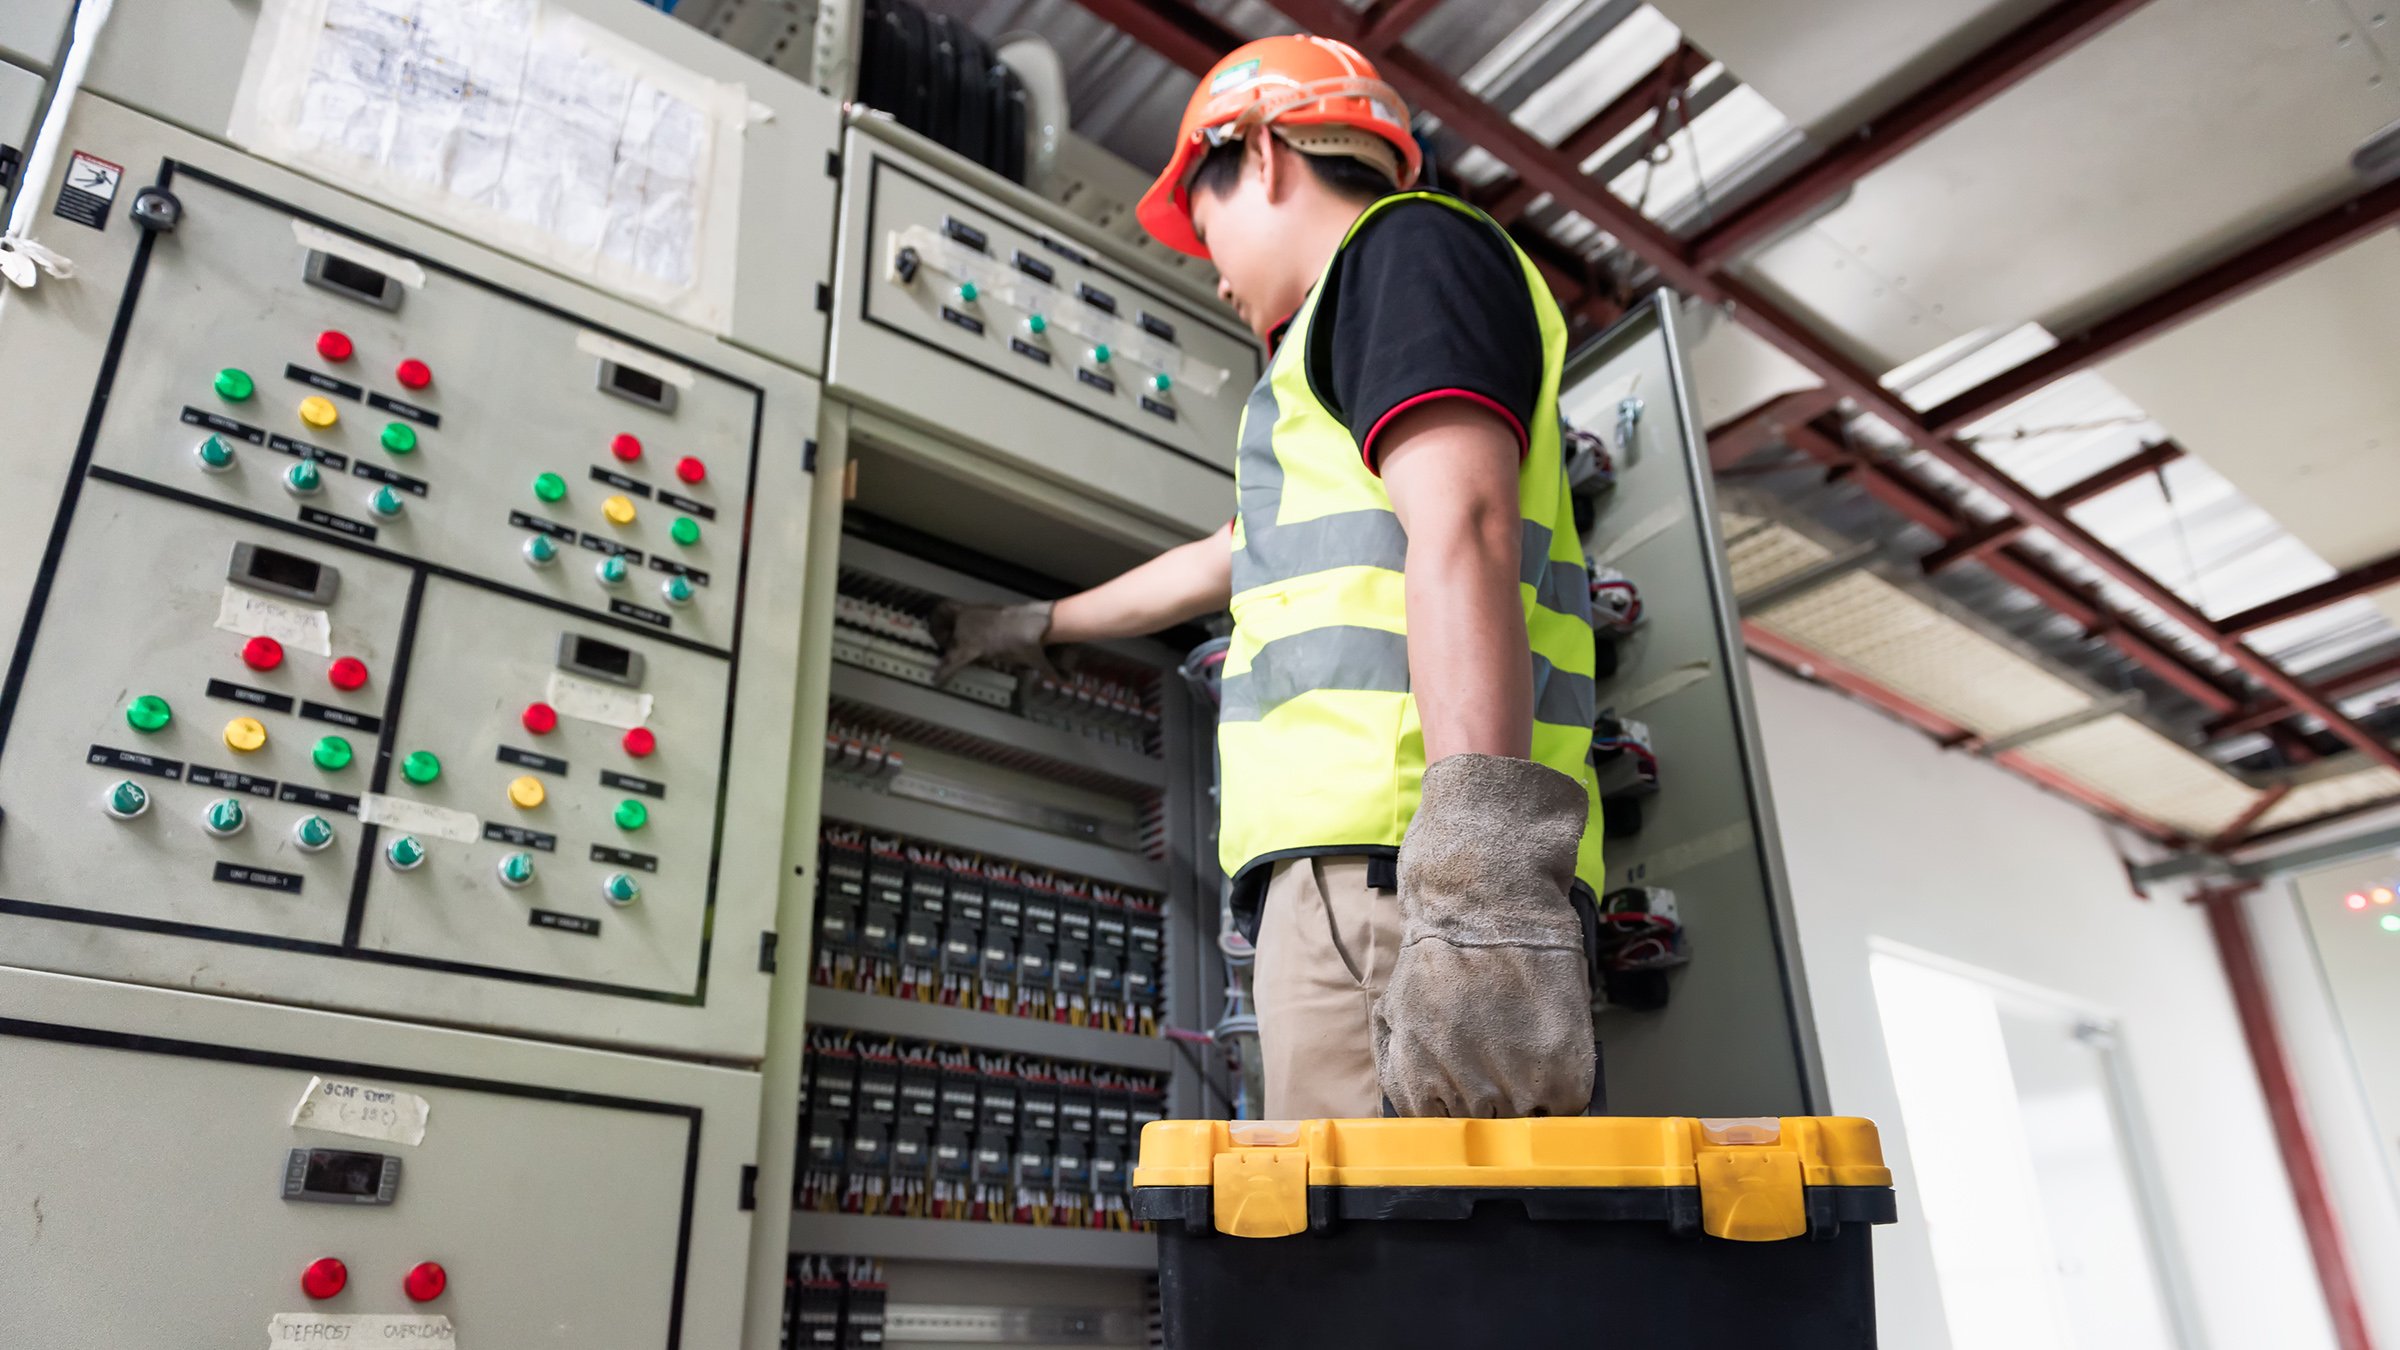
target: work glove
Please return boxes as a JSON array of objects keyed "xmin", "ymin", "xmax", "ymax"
[
  {"xmin": 1373, "ymin": 753, "xmax": 1598, "ymax": 1118},
  {"xmin": 929, "ymin": 600, "xmax": 1060, "ymax": 685}
]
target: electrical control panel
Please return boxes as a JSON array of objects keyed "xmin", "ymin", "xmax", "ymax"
[
  {"xmin": 0, "ymin": 95, "xmax": 815, "ymax": 1060},
  {"xmin": 0, "ymin": 966, "xmax": 758, "ymax": 1348},
  {"xmin": 829, "ymin": 117, "xmax": 1261, "ymax": 540}
]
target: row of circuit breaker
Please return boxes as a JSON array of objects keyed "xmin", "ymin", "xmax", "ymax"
[
  {"xmin": 798, "ymin": 1028, "xmax": 1167, "ymax": 1231},
  {"xmin": 814, "ymin": 824, "xmax": 1167, "ymax": 1035},
  {"xmin": 784, "ymin": 1255, "xmax": 884, "ymax": 1350}
]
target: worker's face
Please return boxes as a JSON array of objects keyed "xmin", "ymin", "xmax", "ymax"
[{"xmin": 1189, "ymin": 137, "xmax": 1306, "ymax": 343}]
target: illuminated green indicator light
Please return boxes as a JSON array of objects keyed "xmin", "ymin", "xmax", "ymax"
[
  {"xmin": 386, "ymin": 834, "xmax": 427, "ymax": 870},
  {"xmin": 1025, "ymin": 313, "xmax": 1047, "ymax": 335},
  {"xmin": 400, "ymin": 750, "xmax": 441, "ymax": 785},
  {"xmin": 497, "ymin": 852, "xmax": 537, "ymax": 888},
  {"xmin": 203, "ymin": 798, "xmax": 248, "ymax": 837},
  {"xmin": 106, "ymin": 780, "xmax": 150, "ymax": 819},
  {"xmin": 125, "ymin": 694, "xmax": 173, "ymax": 733},
  {"xmin": 214, "ymin": 368, "xmax": 255, "ymax": 402},
  {"xmin": 670, "ymin": 517, "xmax": 701, "ymax": 547},
  {"xmin": 293, "ymin": 815, "xmax": 336, "ymax": 851},
  {"xmin": 195, "ymin": 436, "xmax": 236, "ymax": 472},
  {"xmin": 368, "ymin": 485, "xmax": 405, "ymax": 518},
  {"xmin": 2382, "ymin": 914, "xmax": 2400, "ymax": 933},
  {"xmin": 285, "ymin": 459, "xmax": 322, "ymax": 495},
  {"xmin": 957, "ymin": 280, "xmax": 978, "ymax": 303},
  {"xmin": 602, "ymin": 872, "xmax": 642, "ymax": 906},
  {"xmin": 381, "ymin": 422, "xmax": 418, "ymax": 454},
  {"xmin": 613, "ymin": 799, "xmax": 649, "ymax": 832},
  {"xmin": 533, "ymin": 472, "xmax": 567, "ymax": 503},
  {"xmin": 312, "ymin": 735, "xmax": 354, "ymax": 772},
  {"xmin": 1091, "ymin": 344, "xmax": 1111, "ymax": 365},
  {"xmin": 1151, "ymin": 372, "xmax": 1172, "ymax": 393}
]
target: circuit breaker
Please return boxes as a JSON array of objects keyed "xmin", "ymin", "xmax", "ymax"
[{"xmin": 0, "ymin": 96, "xmax": 816, "ymax": 1061}]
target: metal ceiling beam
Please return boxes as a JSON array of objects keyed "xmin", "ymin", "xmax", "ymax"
[
  {"xmin": 2209, "ymin": 650, "xmax": 2400, "ymax": 740},
  {"xmin": 1919, "ymin": 440, "xmax": 2185, "ymax": 572},
  {"xmin": 2208, "ymin": 783, "xmax": 2293, "ymax": 850},
  {"xmin": 1477, "ymin": 44, "xmax": 1701, "ymax": 227},
  {"xmin": 1922, "ymin": 174, "xmax": 2400, "ymax": 436},
  {"xmin": 2216, "ymin": 548, "xmax": 2400, "ymax": 637},
  {"xmin": 1706, "ymin": 388, "xmax": 1843, "ymax": 470},
  {"xmin": 1358, "ymin": 0, "xmax": 1445, "ymax": 51},
  {"xmin": 1687, "ymin": 0, "xmax": 2156, "ymax": 271}
]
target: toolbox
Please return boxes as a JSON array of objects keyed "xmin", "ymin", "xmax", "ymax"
[{"xmin": 1130, "ymin": 1115, "xmax": 1897, "ymax": 1349}]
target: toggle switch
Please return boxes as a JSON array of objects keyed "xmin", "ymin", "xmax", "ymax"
[
  {"xmin": 328, "ymin": 657, "xmax": 370, "ymax": 691},
  {"xmin": 293, "ymin": 814, "xmax": 336, "ymax": 852},
  {"xmin": 103, "ymin": 780, "xmax": 150, "ymax": 819},
  {"xmin": 284, "ymin": 459, "xmax": 324, "ymax": 496},
  {"xmin": 386, "ymin": 834, "xmax": 427, "ymax": 870},
  {"xmin": 496, "ymin": 852, "xmax": 536, "ymax": 889},
  {"xmin": 224, "ymin": 717, "xmax": 268, "ymax": 753},
  {"xmin": 299, "ymin": 395, "xmax": 340, "ymax": 430},
  {"xmin": 524, "ymin": 534, "xmax": 559, "ymax": 567},
  {"xmin": 301, "ymin": 1257, "xmax": 348, "ymax": 1300},
  {"xmin": 195, "ymin": 435, "xmax": 237, "ymax": 474},
  {"xmin": 202, "ymin": 797, "xmax": 248, "ymax": 838},
  {"xmin": 602, "ymin": 873, "xmax": 642, "ymax": 906},
  {"xmin": 242, "ymin": 635, "xmax": 285, "ymax": 671}
]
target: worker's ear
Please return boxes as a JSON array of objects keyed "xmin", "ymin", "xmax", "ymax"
[{"xmin": 1254, "ymin": 130, "xmax": 1286, "ymax": 203}]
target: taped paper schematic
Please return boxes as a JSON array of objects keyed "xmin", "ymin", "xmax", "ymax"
[{"xmin": 230, "ymin": 0, "xmax": 747, "ymax": 331}]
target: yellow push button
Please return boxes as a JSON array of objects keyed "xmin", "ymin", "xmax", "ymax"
[
  {"xmin": 298, "ymin": 395, "xmax": 340, "ymax": 429},
  {"xmin": 507, "ymin": 775, "xmax": 547, "ymax": 809},
  {"xmin": 601, "ymin": 494, "xmax": 638, "ymax": 526},
  {"xmin": 223, "ymin": 716, "xmax": 268, "ymax": 753}
]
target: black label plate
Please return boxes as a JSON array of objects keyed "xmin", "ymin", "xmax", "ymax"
[
  {"xmin": 1137, "ymin": 311, "xmax": 1178, "ymax": 344},
  {"xmin": 88, "ymin": 745, "xmax": 183, "ymax": 780},
  {"xmin": 647, "ymin": 557, "xmax": 710, "ymax": 586},
  {"xmin": 215, "ymin": 862, "xmax": 304, "ymax": 893},
  {"xmin": 589, "ymin": 466, "xmax": 653, "ymax": 497},
  {"xmin": 277, "ymin": 784, "xmax": 363, "ymax": 814},
  {"xmin": 1010, "ymin": 338, "xmax": 1051, "ymax": 365},
  {"xmin": 1077, "ymin": 369, "xmax": 1115, "ymax": 395},
  {"xmin": 267, "ymin": 434, "xmax": 348, "ymax": 470},
  {"xmin": 298, "ymin": 701, "xmax": 384, "ymax": 735},
  {"xmin": 367, "ymin": 392, "xmax": 440, "ymax": 428},
  {"xmin": 181, "ymin": 407, "xmax": 265, "ymax": 444},
  {"xmin": 207, "ymin": 678, "xmax": 294, "ymax": 714},
  {"xmin": 1012, "ymin": 249, "xmax": 1054, "ymax": 284},
  {"xmin": 299, "ymin": 507, "xmax": 377, "ymax": 542},
  {"xmin": 509, "ymin": 510, "xmax": 576, "ymax": 540},
  {"xmin": 591, "ymin": 844, "xmax": 658, "ymax": 872},
  {"xmin": 483, "ymin": 822, "xmax": 557, "ymax": 852},
  {"xmin": 284, "ymin": 364, "xmax": 364, "ymax": 400},
  {"xmin": 657, "ymin": 491, "xmax": 714, "ymax": 520},
  {"xmin": 529, "ymin": 909, "xmax": 601, "ymax": 936},
  {"xmin": 578, "ymin": 534, "xmax": 644, "ymax": 563},
  {"xmin": 497, "ymin": 745, "xmax": 569, "ymax": 775},
  {"xmin": 610, "ymin": 600, "xmax": 670, "ymax": 629},
  {"xmin": 188, "ymin": 764, "xmax": 279, "ymax": 797},
  {"xmin": 941, "ymin": 306, "xmax": 985, "ymax": 335},
  {"xmin": 600, "ymin": 769, "xmax": 664, "ymax": 799},
  {"xmin": 1141, "ymin": 396, "xmax": 1177, "ymax": 422},
  {"xmin": 352, "ymin": 462, "xmax": 430, "ymax": 496}
]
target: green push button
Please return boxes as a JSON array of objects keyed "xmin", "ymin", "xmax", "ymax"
[
  {"xmin": 533, "ymin": 472, "xmax": 567, "ymax": 503},
  {"xmin": 670, "ymin": 517, "xmax": 701, "ymax": 547},
  {"xmin": 524, "ymin": 534, "xmax": 559, "ymax": 566},
  {"xmin": 214, "ymin": 368, "xmax": 255, "ymax": 402},
  {"xmin": 400, "ymin": 750, "xmax": 441, "ymax": 785},
  {"xmin": 1151, "ymin": 372, "xmax": 1172, "ymax": 393},
  {"xmin": 602, "ymin": 872, "xmax": 642, "ymax": 906},
  {"xmin": 125, "ymin": 694, "xmax": 173, "ymax": 733},
  {"xmin": 104, "ymin": 780, "xmax": 150, "ymax": 819},
  {"xmin": 386, "ymin": 834, "xmax": 427, "ymax": 870},
  {"xmin": 195, "ymin": 435, "xmax": 236, "ymax": 473},
  {"xmin": 613, "ymin": 799, "xmax": 649, "ymax": 832},
  {"xmin": 1091, "ymin": 344, "xmax": 1111, "ymax": 365},
  {"xmin": 497, "ymin": 851, "xmax": 537, "ymax": 888},
  {"xmin": 597, "ymin": 555, "xmax": 628, "ymax": 586},
  {"xmin": 285, "ymin": 459, "xmax": 322, "ymax": 495},
  {"xmin": 312, "ymin": 735, "xmax": 354, "ymax": 772},
  {"xmin": 293, "ymin": 814, "xmax": 336, "ymax": 852},
  {"xmin": 381, "ymin": 422, "xmax": 418, "ymax": 454},
  {"xmin": 1025, "ymin": 313, "xmax": 1047, "ymax": 335},
  {"xmin": 368, "ymin": 485, "xmax": 405, "ymax": 518},
  {"xmin": 203, "ymin": 797, "xmax": 247, "ymax": 838}
]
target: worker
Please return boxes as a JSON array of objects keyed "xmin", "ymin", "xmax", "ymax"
[{"xmin": 934, "ymin": 34, "xmax": 1603, "ymax": 1121}]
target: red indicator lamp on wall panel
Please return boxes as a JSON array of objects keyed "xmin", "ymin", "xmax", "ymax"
[
  {"xmin": 316, "ymin": 330, "xmax": 354, "ymax": 363},
  {"xmin": 241, "ymin": 635, "xmax": 285, "ymax": 671},
  {"xmin": 395, "ymin": 359, "xmax": 433, "ymax": 390},
  {"xmin": 522, "ymin": 702, "xmax": 559, "ymax": 735},
  {"xmin": 328, "ymin": 657, "xmax": 370, "ymax": 692},
  {"xmin": 403, "ymin": 1261, "xmax": 448, "ymax": 1302},
  {"xmin": 610, "ymin": 433, "xmax": 643, "ymax": 462},
  {"xmin": 301, "ymin": 1258, "xmax": 348, "ymax": 1300},
  {"xmin": 674, "ymin": 455, "xmax": 706, "ymax": 485},
  {"xmin": 622, "ymin": 726, "xmax": 656, "ymax": 758}
]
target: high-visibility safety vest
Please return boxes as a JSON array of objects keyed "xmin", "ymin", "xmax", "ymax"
[{"xmin": 1217, "ymin": 191, "xmax": 1605, "ymax": 895}]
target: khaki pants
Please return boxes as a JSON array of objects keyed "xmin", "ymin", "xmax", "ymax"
[{"xmin": 1253, "ymin": 856, "xmax": 1404, "ymax": 1120}]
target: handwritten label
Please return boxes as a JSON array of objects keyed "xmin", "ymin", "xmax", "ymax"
[
  {"xmin": 290, "ymin": 1076, "xmax": 430, "ymax": 1146},
  {"xmin": 217, "ymin": 588, "xmax": 333, "ymax": 656},
  {"xmin": 269, "ymin": 1313, "xmax": 453, "ymax": 1346},
  {"xmin": 546, "ymin": 671, "xmax": 652, "ymax": 729},
  {"xmin": 358, "ymin": 794, "xmax": 480, "ymax": 844}
]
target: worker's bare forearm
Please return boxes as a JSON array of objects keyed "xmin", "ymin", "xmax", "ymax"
[
  {"xmin": 1046, "ymin": 521, "xmax": 1234, "ymax": 644},
  {"xmin": 1382, "ymin": 403, "xmax": 1534, "ymax": 763}
]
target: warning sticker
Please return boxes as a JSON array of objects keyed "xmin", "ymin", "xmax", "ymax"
[{"xmin": 53, "ymin": 151, "xmax": 123, "ymax": 230}]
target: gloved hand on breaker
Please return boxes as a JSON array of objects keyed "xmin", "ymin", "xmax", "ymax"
[
  {"xmin": 929, "ymin": 600, "xmax": 1059, "ymax": 684},
  {"xmin": 1372, "ymin": 753, "xmax": 1598, "ymax": 1118}
]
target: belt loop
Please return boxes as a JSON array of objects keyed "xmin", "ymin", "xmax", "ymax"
[{"xmin": 1365, "ymin": 855, "xmax": 1398, "ymax": 893}]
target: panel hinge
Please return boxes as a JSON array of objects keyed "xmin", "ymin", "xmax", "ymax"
[
  {"xmin": 826, "ymin": 150, "xmax": 842, "ymax": 179},
  {"xmin": 739, "ymin": 1164, "xmax": 759, "ymax": 1211},
  {"xmin": 759, "ymin": 930, "xmax": 780, "ymax": 973},
  {"xmin": 802, "ymin": 439, "xmax": 818, "ymax": 474},
  {"xmin": 815, "ymin": 282, "xmax": 832, "ymax": 313}
]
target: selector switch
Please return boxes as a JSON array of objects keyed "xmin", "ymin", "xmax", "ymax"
[
  {"xmin": 1025, "ymin": 313, "xmax": 1047, "ymax": 335},
  {"xmin": 496, "ymin": 852, "xmax": 536, "ymax": 888},
  {"xmin": 661, "ymin": 575, "xmax": 695, "ymax": 607},
  {"xmin": 223, "ymin": 717, "xmax": 269, "ymax": 754},
  {"xmin": 103, "ymin": 780, "xmax": 151, "ymax": 819},
  {"xmin": 328, "ymin": 657, "xmax": 370, "ymax": 691},
  {"xmin": 316, "ymin": 331, "xmax": 354, "ymax": 363},
  {"xmin": 202, "ymin": 798, "xmax": 248, "ymax": 838},
  {"xmin": 298, "ymin": 395, "xmax": 340, "ymax": 430},
  {"xmin": 596, "ymin": 555, "xmax": 629, "ymax": 586},
  {"xmin": 506, "ymin": 775, "xmax": 546, "ymax": 810},
  {"xmin": 385, "ymin": 834, "xmax": 428, "ymax": 870},
  {"xmin": 601, "ymin": 495, "xmax": 637, "ymax": 527},
  {"xmin": 293, "ymin": 815, "xmax": 337, "ymax": 852},
  {"xmin": 602, "ymin": 873, "xmax": 642, "ymax": 906},
  {"xmin": 1151, "ymin": 372, "xmax": 1173, "ymax": 393},
  {"xmin": 368, "ymin": 485, "xmax": 406, "ymax": 519},
  {"xmin": 524, "ymin": 534, "xmax": 559, "ymax": 567},
  {"xmin": 284, "ymin": 459, "xmax": 324, "ymax": 496},
  {"xmin": 195, "ymin": 435, "xmax": 237, "ymax": 474},
  {"xmin": 242, "ymin": 635, "xmax": 285, "ymax": 671},
  {"xmin": 124, "ymin": 694, "xmax": 172, "ymax": 734},
  {"xmin": 1090, "ymin": 344, "xmax": 1111, "ymax": 367}
]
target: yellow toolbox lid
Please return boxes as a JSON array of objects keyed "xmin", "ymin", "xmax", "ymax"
[{"xmin": 1132, "ymin": 1116, "xmax": 1892, "ymax": 1242}]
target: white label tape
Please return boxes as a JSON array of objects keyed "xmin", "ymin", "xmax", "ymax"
[
  {"xmin": 358, "ymin": 794, "xmax": 481, "ymax": 844},
  {"xmin": 291, "ymin": 219, "xmax": 427, "ymax": 290},
  {"xmin": 217, "ymin": 587, "xmax": 333, "ymax": 656},
  {"xmin": 291, "ymin": 1075, "xmax": 430, "ymax": 1147},
  {"xmin": 1623, "ymin": 659, "xmax": 1715, "ymax": 712},
  {"xmin": 575, "ymin": 329, "xmax": 697, "ymax": 389},
  {"xmin": 269, "ymin": 1313, "xmax": 454, "ymax": 1346},
  {"xmin": 547, "ymin": 671, "xmax": 654, "ymax": 729}
]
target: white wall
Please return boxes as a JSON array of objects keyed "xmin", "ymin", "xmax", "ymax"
[{"xmin": 1747, "ymin": 659, "xmax": 2335, "ymax": 1350}]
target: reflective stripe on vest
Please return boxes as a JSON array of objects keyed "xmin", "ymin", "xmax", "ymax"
[{"xmin": 1217, "ymin": 191, "xmax": 1605, "ymax": 892}]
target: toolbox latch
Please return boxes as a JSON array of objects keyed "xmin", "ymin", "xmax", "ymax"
[
  {"xmin": 1212, "ymin": 1148, "xmax": 1308, "ymax": 1239},
  {"xmin": 1696, "ymin": 1148, "xmax": 1806, "ymax": 1242}
]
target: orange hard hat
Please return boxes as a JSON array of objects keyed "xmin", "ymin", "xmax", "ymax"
[{"xmin": 1136, "ymin": 35, "xmax": 1421, "ymax": 258}]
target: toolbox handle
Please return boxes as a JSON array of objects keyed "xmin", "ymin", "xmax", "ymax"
[{"xmin": 1379, "ymin": 889, "xmax": 1608, "ymax": 1118}]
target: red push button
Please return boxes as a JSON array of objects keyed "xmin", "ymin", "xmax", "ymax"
[
  {"xmin": 521, "ymin": 702, "xmax": 559, "ymax": 735},
  {"xmin": 622, "ymin": 727, "xmax": 656, "ymax": 758},
  {"xmin": 395, "ymin": 359, "xmax": 432, "ymax": 390},
  {"xmin": 403, "ymin": 1261, "xmax": 448, "ymax": 1302},
  {"xmin": 241, "ymin": 635, "xmax": 285, "ymax": 671},
  {"xmin": 301, "ymin": 1257, "xmax": 348, "ymax": 1300},
  {"xmin": 610, "ymin": 433, "xmax": 643, "ymax": 462},
  {"xmin": 674, "ymin": 455, "xmax": 706, "ymax": 485},
  {"xmin": 317, "ymin": 330, "xmax": 355, "ymax": 363},
  {"xmin": 328, "ymin": 656, "xmax": 370, "ymax": 691}
]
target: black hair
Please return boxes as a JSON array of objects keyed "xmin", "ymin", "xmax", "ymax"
[{"xmin": 1185, "ymin": 135, "xmax": 1395, "ymax": 206}]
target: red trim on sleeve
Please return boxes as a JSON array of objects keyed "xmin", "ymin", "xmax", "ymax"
[{"xmin": 1359, "ymin": 388, "xmax": 1531, "ymax": 476}]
